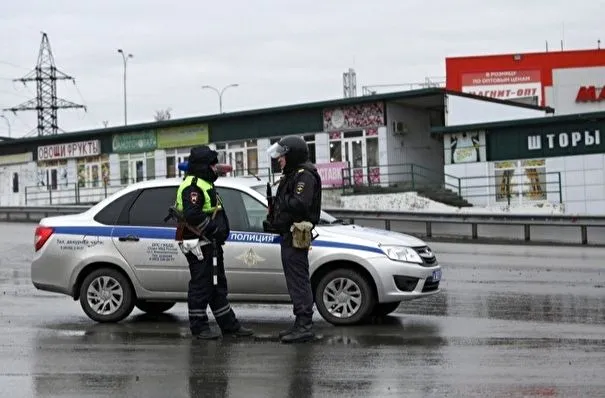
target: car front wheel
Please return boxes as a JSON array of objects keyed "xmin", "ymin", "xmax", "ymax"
[
  {"xmin": 79, "ymin": 268, "xmax": 135, "ymax": 323},
  {"xmin": 315, "ymin": 268, "xmax": 375, "ymax": 326}
]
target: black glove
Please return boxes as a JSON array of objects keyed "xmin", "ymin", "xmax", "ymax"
[{"xmin": 263, "ymin": 219, "xmax": 278, "ymax": 233}]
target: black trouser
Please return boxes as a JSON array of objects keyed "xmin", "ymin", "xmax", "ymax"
[
  {"xmin": 280, "ymin": 240, "xmax": 314, "ymax": 325},
  {"xmin": 185, "ymin": 242, "xmax": 240, "ymax": 335}
]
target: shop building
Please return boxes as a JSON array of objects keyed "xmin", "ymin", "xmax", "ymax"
[
  {"xmin": 0, "ymin": 87, "xmax": 548, "ymax": 206},
  {"xmin": 445, "ymin": 48, "xmax": 605, "ymax": 115},
  {"xmin": 432, "ymin": 111, "xmax": 605, "ymax": 215}
]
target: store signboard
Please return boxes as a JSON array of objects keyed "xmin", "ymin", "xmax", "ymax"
[
  {"xmin": 37, "ymin": 140, "xmax": 101, "ymax": 161},
  {"xmin": 112, "ymin": 131, "xmax": 157, "ymax": 153},
  {"xmin": 157, "ymin": 124, "xmax": 209, "ymax": 148}
]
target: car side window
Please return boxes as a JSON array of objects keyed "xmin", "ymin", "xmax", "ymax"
[
  {"xmin": 94, "ymin": 191, "xmax": 139, "ymax": 225},
  {"xmin": 216, "ymin": 188, "xmax": 266, "ymax": 233},
  {"xmin": 127, "ymin": 187, "xmax": 178, "ymax": 227}
]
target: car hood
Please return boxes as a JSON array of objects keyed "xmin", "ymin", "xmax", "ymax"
[{"xmin": 317, "ymin": 224, "xmax": 427, "ymax": 247}]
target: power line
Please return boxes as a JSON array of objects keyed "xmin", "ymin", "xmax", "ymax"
[{"xmin": 2, "ymin": 32, "xmax": 86, "ymax": 136}]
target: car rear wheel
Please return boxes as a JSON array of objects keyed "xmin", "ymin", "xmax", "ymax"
[
  {"xmin": 135, "ymin": 301, "xmax": 176, "ymax": 314},
  {"xmin": 315, "ymin": 269, "xmax": 375, "ymax": 326},
  {"xmin": 372, "ymin": 302, "xmax": 401, "ymax": 317},
  {"xmin": 79, "ymin": 268, "xmax": 135, "ymax": 323}
]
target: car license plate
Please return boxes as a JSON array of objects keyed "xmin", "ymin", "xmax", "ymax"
[{"xmin": 432, "ymin": 269, "xmax": 442, "ymax": 282}]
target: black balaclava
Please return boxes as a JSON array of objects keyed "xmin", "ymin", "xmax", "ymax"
[{"xmin": 188, "ymin": 145, "xmax": 219, "ymax": 182}]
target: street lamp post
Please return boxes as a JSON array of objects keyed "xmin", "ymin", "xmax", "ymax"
[
  {"xmin": 0, "ymin": 114, "xmax": 10, "ymax": 138},
  {"xmin": 201, "ymin": 84, "xmax": 239, "ymax": 113},
  {"xmin": 117, "ymin": 49, "xmax": 133, "ymax": 125}
]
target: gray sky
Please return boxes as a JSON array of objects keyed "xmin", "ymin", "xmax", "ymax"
[{"xmin": 0, "ymin": 0, "xmax": 603, "ymax": 138}]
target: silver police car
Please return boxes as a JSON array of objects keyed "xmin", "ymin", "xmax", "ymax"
[{"xmin": 31, "ymin": 176, "xmax": 442, "ymax": 326}]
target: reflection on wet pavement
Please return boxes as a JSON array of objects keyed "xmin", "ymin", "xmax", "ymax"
[{"xmin": 1, "ymin": 222, "xmax": 604, "ymax": 397}]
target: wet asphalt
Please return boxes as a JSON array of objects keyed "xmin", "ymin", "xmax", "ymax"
[{"xmin": 1, "ymin": 222, "xmax": 604, "ymax": 397}]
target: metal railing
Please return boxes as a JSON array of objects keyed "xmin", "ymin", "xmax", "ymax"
[
  {"xmin": 340, "ymin": 163, "xmax": 461, "ymax": 194},
  {"xmin": 339, "ymin": 162, "xmax": 563, "ymax": 205},
  {"xmin": 24, "ymin": 167, "xmax": 275, "ymax": 206}
]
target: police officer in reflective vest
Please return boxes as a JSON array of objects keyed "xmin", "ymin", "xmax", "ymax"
[
  {"xmin": 175, "ymin": 145, "xmax": 253, "ymax": 340},
  {"xmin": 265, "ymin": 135, "xmax": 322, "ymax": 343}
]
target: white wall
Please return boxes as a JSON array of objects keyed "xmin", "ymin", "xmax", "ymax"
[
  {"xmin": 547, "ymin": 66, "xmax": 605, "ymax": 115},
  {"xmin": 444, "ymin": 162, "xmax": 491, "ymax": 206},
  {"xmin": 545, "ymin": 153, "xmax": 605, "ymax": 215},
  {"xmin": 446, "ymin": 93, "xmax": 549, "ymax": 125},
  {"xmin": 386, "ymin": 103, "xmax": 444, "ymax": 185},
  {"xmin": 0, "ymin": 162, "xmax": 36, "ymax": 206}
]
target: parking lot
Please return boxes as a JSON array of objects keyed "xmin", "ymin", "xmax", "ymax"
[{"xmin": 1, "ymin": 222, "xmax": 604, "ymax": 397}]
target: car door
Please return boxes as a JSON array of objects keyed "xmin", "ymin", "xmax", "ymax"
[
  {"xmin": 110, "ymin": 186, "xmax": 189, "ymax": 294},
  {"xmin": 216, "ymin": 187, "xmax": 288, "ymax": 296}
]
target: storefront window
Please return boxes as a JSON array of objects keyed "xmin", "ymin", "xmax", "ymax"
[
  {"xmin": 495, "ymin": 159, "xmax": 546, "ymax": 203},
  {"xmin": 212, "ymin": 140, "xmax": 259, "ymax": 177},
  {"xmin": 77, "ymin": 155, "xmax": 110, "ymax": 187},
  {"xmin": 330, "ymin": 141, "xmax": 342, "ymax": 162},
  {"xmin": 37, "ymin": 160, "xmax": 68, "ymax": 190},
  {"xmin": 119, "ymin": 152, "xmax": 155, "ymax": 185},
  {"xmin": 165, "ymin": 148, "xmax": 189, "ymax": 178},
  {"xmin": 367, "ymin": 138, "xmax": 379, "ymax": 167}
]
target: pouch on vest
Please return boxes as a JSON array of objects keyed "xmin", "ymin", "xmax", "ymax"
[{"xmin": 290, "ymin": 221, "xmax": 314, "ymax": 249}]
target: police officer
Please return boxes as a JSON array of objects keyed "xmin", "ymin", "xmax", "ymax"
[
  {"xmin": 175, "ymin": 145, "xmax": 253, "ymax": 340},
  {"xmin": 265, "ymin": 135, "xmax": 322, "ymax": 343}
]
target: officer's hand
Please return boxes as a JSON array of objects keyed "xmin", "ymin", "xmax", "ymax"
[{"xmin": 263, "ymin": 219, "xmax": 277, "ymax": 233}]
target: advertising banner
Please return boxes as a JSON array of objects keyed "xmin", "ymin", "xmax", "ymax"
[
  {"xmin": 316, "ymin": 162, "xmax": 348, "ymax": 187},
  {"xmin": 461, "ymin": 70, "xmax": 542, "ymax": 104}
]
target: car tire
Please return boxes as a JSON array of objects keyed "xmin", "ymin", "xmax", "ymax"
[
  {"xmin": 371, "ymin": 302, "xmax": 401, "ymax": 317},
  {"xmin": 79, "ymin": 268, "xmax": 135, "ymax": 323},
  {"xmin": 135, "ymin": 301, "xmax": 176, "ymax": 314},
  {"xmin": 315, "ymin": 268, "xmax": 375, "ymax": 326}
]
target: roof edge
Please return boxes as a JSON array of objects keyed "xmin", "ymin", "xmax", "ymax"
[{"xmin": 431, "ymin": 110, "xmax": 605, "ymax": 134}]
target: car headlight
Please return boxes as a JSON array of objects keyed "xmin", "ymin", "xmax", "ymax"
[{"xmin": 380, "ymin": 245, "xmax": 423, "ymax": 264}]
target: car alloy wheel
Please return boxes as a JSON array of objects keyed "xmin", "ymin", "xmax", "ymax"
[
  {"xmin": 79, "ymin": 268, "xmax": 135, "ymax": 323},
  {"xmin": 315, "ymin": 268, "xmax": 375, "ymax": 326}
]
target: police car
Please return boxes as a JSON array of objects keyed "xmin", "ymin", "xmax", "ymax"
[{"xmin": 31, "ymin": 176, "xmax": 442, "ymax": 326}]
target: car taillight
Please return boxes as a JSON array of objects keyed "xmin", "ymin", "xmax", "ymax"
[{"xmin": 35, "ymin": 226, "xmax": 54, "ymax": 252}]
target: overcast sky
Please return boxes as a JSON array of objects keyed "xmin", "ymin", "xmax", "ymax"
[{"xmin": 0, "ymin": 0, "xmax": 603, "ymax": 138}]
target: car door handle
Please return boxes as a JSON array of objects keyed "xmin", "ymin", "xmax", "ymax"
[{"xmin": 118, "ymin": 235, "xmax": 140, "ymax": 242}]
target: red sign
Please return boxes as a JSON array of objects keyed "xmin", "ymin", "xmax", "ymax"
[{"xmin": 576, "ymin": 85, "xmax": 605, "ymax": 103}]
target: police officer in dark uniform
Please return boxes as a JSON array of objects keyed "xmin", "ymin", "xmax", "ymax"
[
  {"xmin": 175, "ymin": 145, "xmax": 254, "ymax": 340},
  {"xmin": 264, "ymin": 135, "xmax": 322, "ymax": 343}
]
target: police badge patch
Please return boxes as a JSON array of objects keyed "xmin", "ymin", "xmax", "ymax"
[
  {"xmin": 295, "ymin": 182, "xmax": 305, "ymax": 194},
  {"xmin": 190, "ymin": 191, "xmax": 199, "ymax": 204}
]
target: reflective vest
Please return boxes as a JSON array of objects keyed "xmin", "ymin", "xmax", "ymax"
[{"xmin": 175, "ymin": 175, "xmax": 222, "ymax": 214}]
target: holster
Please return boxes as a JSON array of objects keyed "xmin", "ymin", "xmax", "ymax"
[{"xmin": 290, "ymin": 221, "xmax": 314, "ymax": 249}]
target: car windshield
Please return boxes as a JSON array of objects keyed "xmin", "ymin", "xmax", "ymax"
[{"xmin": 250, "ymin": 184, "xmax": 346, "ymax": 225}]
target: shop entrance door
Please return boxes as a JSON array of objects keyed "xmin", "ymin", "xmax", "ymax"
[{"xmin": 343, "ymin": 138, "xmax": 367, "ymax": 185}]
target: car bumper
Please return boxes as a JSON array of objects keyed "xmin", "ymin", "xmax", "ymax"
[
  {"xmin": 367, "ymin": 256, "xmax": 442, "ymax": 303},
  {"xmin": 31, "ymin": 254, "xmax": 76, "ymax": 297}
]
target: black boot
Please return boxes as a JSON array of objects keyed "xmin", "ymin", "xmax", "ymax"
[
  {"xmin": 279, "ymin": 318, "xmax": 298, "ymax": 339},
  {"xmin": 280, "ymin": 321, "xmax": 315, "ymax": 344},
  {"xmin": 223, "ymin": 326, "xmax": 254, "ymax": 337},
  {"xmin": 194, "ymin": 329, "xmax": 221, "ymax": 340}
]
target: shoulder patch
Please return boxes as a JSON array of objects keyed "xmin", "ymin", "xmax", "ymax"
[
  {"xmin": 295, "ymin": 181, "xmax": 305, "ymax": 194},
  {"xmin": 190, "ymin": 191, "xmax": 199, "ymax": 204},
  {"xmin": 297, "ymin": 168, "xmax": 304, "ymax": 173}
]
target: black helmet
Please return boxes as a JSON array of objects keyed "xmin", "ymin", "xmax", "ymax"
[{"xmin": 267, "ymin": 135, "xmax": 309, "ymax": 169}]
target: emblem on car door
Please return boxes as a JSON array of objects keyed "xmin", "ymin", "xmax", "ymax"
[{"xmin": 236, "ymin": 248, "xmax": 265, "ymax": 267}]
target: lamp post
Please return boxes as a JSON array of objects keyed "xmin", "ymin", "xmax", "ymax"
[
  {"xmin": 201, "ymin": 84, "xmax": 239, "ymax": 113},
  {"xmin": 117, "ymin": 49, "xmax": 133, "ymax": 125},
  {"xmin": 0, "ymin": 114, "xmax": 10, "ymax": 138}
]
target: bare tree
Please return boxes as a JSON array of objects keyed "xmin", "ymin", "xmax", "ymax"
[{"xmin": 154, "ymin": 108, "xmax": 172, "ymax": 121}]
